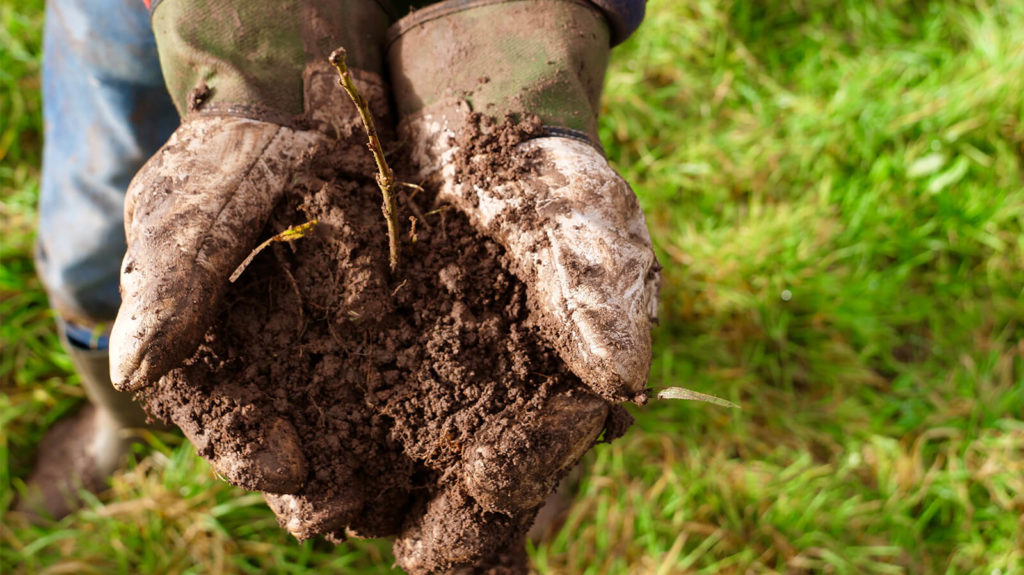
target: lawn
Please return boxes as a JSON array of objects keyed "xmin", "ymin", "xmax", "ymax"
[{"xmin": 2, "ymin": 0, "xmax": 1023, "ymax": 573}]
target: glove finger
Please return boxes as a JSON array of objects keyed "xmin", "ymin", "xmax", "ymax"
[
  {"xmin": 265, "ymin": 481, "xmax": 410, "ymax": 541},
  {"xmin": 394, "ymin": 484, "xmax": 532, "ymax": 575},
  {"xmin": 140, "ymin": 363, "xmax": 309, "ymax": 494},
  {"xmin": 461, "ymin": 389, "xmax": 608, "ymax": 515},
  {"xmin": 263, "ymin": 455, "xmax": 411, "ymax": 541},
  {"xmin": 518, "ymin": 138, "xmax": 660, "ymax": 402},
  {"xmin": 109, "ymin": 116, "xmax": 323, "ymax": 392},
  {"xmin": 264, "ymin": 490, "xmax": 362, "ymax": 541}
]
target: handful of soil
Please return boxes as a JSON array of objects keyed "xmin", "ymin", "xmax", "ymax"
[{"xmin": 137, "ymin": 117, "xmax": 632, "ymax": 573}]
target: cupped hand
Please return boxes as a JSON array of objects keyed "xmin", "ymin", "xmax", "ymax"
[{"xmin": 109, "ymin": 115, "xmax": 329, "ymax": 493}]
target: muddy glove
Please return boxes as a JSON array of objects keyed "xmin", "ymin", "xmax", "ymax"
[
  {"xmin": 390, "ymin": 0, "xmax": 659, "ymax": 406},
  {"xmin": 386, "ymin": 0, "xmax": 660, "ymax": 571},
  {"xmin": 108, "ymin": 0, "xmax": 392, "ymax": 493}
]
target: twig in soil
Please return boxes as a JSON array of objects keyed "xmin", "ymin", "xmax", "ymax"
[
  {"xmin": 230, "ymin": 220, "xmax": 319, "ymax": 283},
  {"xmin": 400, "ymin": 181, "xmax": 424, "ymax": 195},
  {"xmin": 408, "ymin": 216, "xmax": 418, "ymax": 243},
  {"xmin": 424, "ymin": 206, "xmax": 451, "ymax": 217},
  {"xmin": 271, "ymin": 242, "xmax": 306, "ymax": 336},
  {"xmin": 400, "ymin": 187, "xmax": 431, "ymax": 232},
  {"xmin": 329, "ymin": 47, "xmax": 401, "ymax": 273}
]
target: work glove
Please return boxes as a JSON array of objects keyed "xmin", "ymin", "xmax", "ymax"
[
  {"xmin": 108, "ymin": 0, "xmax": 392, "ymax": 494},
  {"xmin": 385, "ymin": 0, "xmax": 660, "ymax": 571}
]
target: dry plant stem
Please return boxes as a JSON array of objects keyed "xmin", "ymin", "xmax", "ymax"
[
  {"xmin": 656, "ymin": 387, "xmax": 741, "ymax": 409},
  {"xmin": 329, "ymin": 46, "xmax": 401, "ymax": 273},
  {"xmin": 230, "ymin": 220, "xmax": 319, "ymax": 283}
]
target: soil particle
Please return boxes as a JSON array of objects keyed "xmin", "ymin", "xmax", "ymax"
[
  {"xmin": 187, "ymin": 81, "xmax": 210, "ymax": 112},
  {"xmin": 451, "ymin": 113, "xmax": 542, "ymax": 192},
  {"xmin": 138, "ymin": 114, "xmax": 630, "ymax": 573}
]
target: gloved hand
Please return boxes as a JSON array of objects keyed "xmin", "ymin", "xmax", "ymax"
[
  {"xmin": 385, "ymin": 0, "xmax": 660, "ymax": 571},
  {"xmin": 108, "ymin": 1, "xmax": 657, "ymax": 572},
  {"xmin": 389, "ymin": 0, "xmax": 660, "ymax": 405},
  {"xmin": 108, "ymin": 0, "xmax": 392, "ymax": 493}
]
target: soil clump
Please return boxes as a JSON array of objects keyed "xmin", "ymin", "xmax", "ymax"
[{"xmin": 137, "ymin": 114, "xmax": 631, "ymax": 573}]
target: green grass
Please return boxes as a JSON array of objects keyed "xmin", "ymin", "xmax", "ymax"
[{"xmin": 3, "ymin": 0, "xmax": 1023, "ymax": 573}]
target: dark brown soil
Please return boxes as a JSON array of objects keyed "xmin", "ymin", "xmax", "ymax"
[{"xmin": 137, "ymin": 115, "xmax": 630, "ymax": 573}]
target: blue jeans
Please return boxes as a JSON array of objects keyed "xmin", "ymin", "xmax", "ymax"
[{"xmin": 35, "ymin": 0, "xmax": 178, "ymax": 345}]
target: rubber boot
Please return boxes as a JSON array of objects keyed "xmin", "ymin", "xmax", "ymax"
[{"xmin": 15, "ymin": 327, "xmax": 151, "ymax": 520}]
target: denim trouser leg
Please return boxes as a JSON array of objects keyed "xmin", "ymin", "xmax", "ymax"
[{"xmin": 36, "ymin": 0, "xmax": 178, "ymax": 342}]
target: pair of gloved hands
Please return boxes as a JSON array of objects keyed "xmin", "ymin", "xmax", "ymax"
[{"xmin": 108, "ymin": 0, "xmax": 659, "ymax": 571}]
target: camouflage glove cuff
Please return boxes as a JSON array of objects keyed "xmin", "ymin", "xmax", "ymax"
[
  {"xmin": 151, "ymin": 0, "xmax": 392, "ymax": 120},
  {"xmin": 387, "ymin": 0, "xmax": 611, "ymax": 146}
]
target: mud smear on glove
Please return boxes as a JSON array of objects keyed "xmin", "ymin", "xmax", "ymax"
[{"xmin": 137, "ymin": 114, "xmax": 631, "ymax": 574}]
